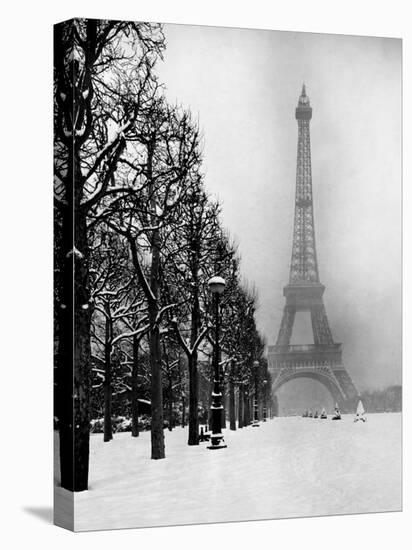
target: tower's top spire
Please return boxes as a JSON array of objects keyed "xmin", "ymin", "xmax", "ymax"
[
  {"xmin": 290, "ymin": 82, "xmax": 318, "ymax": 284},
  {"xmin": 298, "ymin": 83, "xmax": 310, "ymax": 106},
  {"xmin": 296, "ymin": 83, "xmax": 312, "ymax": 120}
]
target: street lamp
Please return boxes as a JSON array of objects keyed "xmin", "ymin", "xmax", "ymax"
[
  {"xmin": 262, "ymin": 379, "xmax": 268, "ymax": 421},
  {"xmin": 252, "ymin": 360, "xmax": 260, "ymax": 427},
  {"xmin": 244, "ymin": 384, "xmax": 250, "ymax": 426},
  {"xmin": 207, "ymin": 276, "xmax": 227, "ymax": 450}
]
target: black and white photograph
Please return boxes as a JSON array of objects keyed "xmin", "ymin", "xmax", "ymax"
[{"xmin": 53, "ymin": 17, "xmax": 401, "ymax": 532}]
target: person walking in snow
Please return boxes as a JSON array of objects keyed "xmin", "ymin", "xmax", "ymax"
[
  {"xmin": 354, "ymin": 399, "xmax": 367, "ymax": 422},
  {"xmin": 332, "ymin": 405, "xmax": 341, "ymax": 420}
]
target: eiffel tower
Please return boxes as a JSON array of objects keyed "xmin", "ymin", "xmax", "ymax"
[{"xmin": 268, "ymin": 85, "xmax": 358, "ymax": 411}]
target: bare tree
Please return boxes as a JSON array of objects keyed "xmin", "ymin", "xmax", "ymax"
[
  {"xmin": 166, "ymin": 185, "xmax": 222, "ymax": 445},
  {"xmin": 108, "ymin": 102, "xmax": 202, "ymax": 458},
  {"xmin": 54, "ymin": 19, "xmax": 164, "ymax": 490},
  {"xmin": 90, "ymin": 227, "xmax": 148, "ymax": 442}
]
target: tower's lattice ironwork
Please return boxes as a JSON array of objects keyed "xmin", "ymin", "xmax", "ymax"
[{"xmin": 268, "ymin": 85, "xmax": 358, "ymax": 410}]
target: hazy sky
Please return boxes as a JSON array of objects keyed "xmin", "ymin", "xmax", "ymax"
[{"xmin": 157, "ymin": 25, "xmax": 401, "ymax": 392}]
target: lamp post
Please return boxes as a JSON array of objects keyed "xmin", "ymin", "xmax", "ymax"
[
  {"xmin": 221, "ymin": 361, "xmax": 227, "ymax": 429},
  {"xmin": 262, "ymin": 379, "xmax": 268, "ymax": 421},
  {"xmin": 229, "ymin": 360, "xmax": 236, "ymax": 431},
  {"xmin": 207, "ymin": 276, "xmax": 227, "ymax": 450},
  {"xmin": 238, "ymin": 381, "xmax": 244, "ymax": 428},
  {"xmin": 252, "ymin": 360, "xmax": 260, "ymax": 427},
  {"xmin": 244, "ymin": 385, "xmax": 250, "ymax": 426}
]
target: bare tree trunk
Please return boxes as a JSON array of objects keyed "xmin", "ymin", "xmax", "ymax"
[
  {"xmin": 186, "ymin": 269, "xmax": 201, "ymax": 445},
  {"xmin": 207, "ymin": 376, "xmax": 213, "ymax": 429},
  {"xmin": 58, "ymin": 204, "xmax": 91, "ymax": 491},
  {"xmin": 103, "ymin": 350, "xmax": 112, "ymax": 442},
  {"xmin": 221, "ymin": 384, "xmax": 227, "ymax": 429},
  {"xmin": 128, "ymin": 214, "xmax": 165, "ymax": 458},
  {"xmin": 188, "ymin": 353, "xmax": 199, "ymax": 444},
  {"xmin": 250, "ymin": 395, "xmax": 254, "ymax": 424},
  {"xmin": 243, "ymin": 388, "xmax": 250, "ymax": 426},
  {"xmin": 229, "ymin": 376, "xmax": 236, "ymax": 430},
  {"xmin": 147, "ymin": 139, "xmax": 165, "ymax": 459},
  {"xmin": 103, "ymin": 303, "xmax": 113, "ymax": 442},
  {"xmin": 238, "ymin": 385, "xmax": 244, "ymax": 429},
  {"xmin": 167, "ymin": 369, "xmax": 173, "ymax": 431},
  {"xmin": 131, "ymin": 335, "xmax": 140, "ymax": 437},
  {"xmin": 178, "ymin": 357, "xmax": 186, "ymax": 428},
  {"xmin": 235, "ymin": 388, "xmax": 239, "ymax": 424},
  {"xmin": 181, "ymin": 394, "xmax": 186, "ymax": 427},
  {"xmin": 148, "ymin": 300, "xmax": 165, "ymax": 459}
]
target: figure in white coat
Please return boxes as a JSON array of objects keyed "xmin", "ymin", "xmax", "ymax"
[{"xmin": 354, "ymin": 399, "xmax": 367, "ymax": 422}]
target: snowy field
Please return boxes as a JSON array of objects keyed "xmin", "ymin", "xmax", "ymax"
[{"xmin": 58, "ymin": 413, "xmax": 401, "ymax": 531}]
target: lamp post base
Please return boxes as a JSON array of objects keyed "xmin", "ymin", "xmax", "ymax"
[
  {"xmin": 207, "ymin": 443, "xmax": 227, "ymax": 450},
  {"xmin": 207, "ymin": 434, "xmax": 227, "ymax": 449}
]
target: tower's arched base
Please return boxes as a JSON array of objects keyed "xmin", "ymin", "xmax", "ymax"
[{"xmin": 268, "ymin": 346, "xmax": 358, "ymax": 413}]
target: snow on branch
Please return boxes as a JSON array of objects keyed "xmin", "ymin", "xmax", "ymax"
[
  {"xmin": 155, "ymin": 303, "xmax": 176, "ymax": 325},
  {"xmin": 171, "ymin": 318, "xmax": 190, "ymax": 357},
  {"xmin": 128, "ymin": 236, "xmax": 157, "ymax": 304},
  {"xmin": 192, "ymin": 326, "xmax": 210, "ymax": 353},
  {"xmin": 111, "ymin": 323, "xmax": 150, "ymax": 346},
  {"xmin": 171, "ymin": 319, "xmax": 209, "ymax": 358},
  {"xmin": 83, "ymin": 120, "xmax": 131, "ymax": 184}
]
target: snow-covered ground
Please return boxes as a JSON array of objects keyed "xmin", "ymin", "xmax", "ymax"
[{"xmin": 59, "ymin": 413, "xmax": 401, "ymax": 531}]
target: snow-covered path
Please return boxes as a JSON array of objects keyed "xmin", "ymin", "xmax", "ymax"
[{"xmin": 68, "ymin": 413, "xmax": 401, "ymax": 531}]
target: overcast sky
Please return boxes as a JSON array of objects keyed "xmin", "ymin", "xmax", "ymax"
[{"xmin": 157, "ymin": 25, "xmax": 401, "ymax": 392}]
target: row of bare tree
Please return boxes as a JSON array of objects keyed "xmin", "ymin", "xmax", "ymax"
[{"xmin": 54, "ymin": 19, "xmax": 268, "ymax": 492}]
